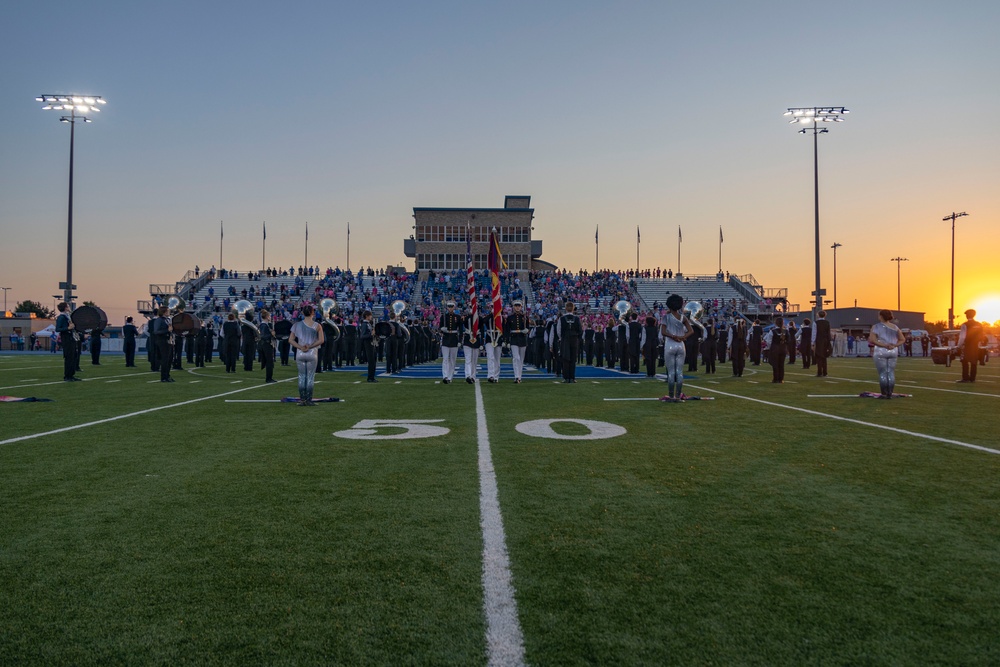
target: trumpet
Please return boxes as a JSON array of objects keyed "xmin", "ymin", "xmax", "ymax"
[{"xmin": 320, "ymin": 298, "xmax": 341, "ymax": 342}]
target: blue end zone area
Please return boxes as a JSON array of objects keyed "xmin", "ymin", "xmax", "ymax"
[{"xmin": 318, "ymin": 361, "xmax": 688, "ymax": 381}]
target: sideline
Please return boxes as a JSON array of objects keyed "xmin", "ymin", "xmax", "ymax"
[
  {"xmin": 474, "ymin": 380, "xmax": 526, "ymax": 666},
  {"xmin": 0, "ymin": 381, "xmax": 290, "ymax": 446},
  {"xmin": 686, "ymin": 384, "xmax": 1000, "ymax": 456}
]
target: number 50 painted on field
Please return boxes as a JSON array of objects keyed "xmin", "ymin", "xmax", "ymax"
[{"xmin": 333, "ymin": 418, "xmax": 626, "ymax": 441}]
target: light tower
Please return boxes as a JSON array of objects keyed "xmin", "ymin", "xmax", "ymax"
[
  {"xmin": 784, "ymin": 106, "xmax": 849, "ymax": 319},
  {"xmin": 37, "ymin": 94, "xmax": 107, "ymax": 308}
]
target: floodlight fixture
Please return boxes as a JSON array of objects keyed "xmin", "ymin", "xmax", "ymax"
[{"xmin": 37, "ymin": 93, "xmax": 107, "ymax": 307}]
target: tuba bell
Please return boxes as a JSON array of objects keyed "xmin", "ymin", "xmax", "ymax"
[
  {"xmin": 614, "ymin": 299, "xmax": 632, "ymax": 321},
  {"xmin": 166, "ymin": 295, "xmax": 186, "ymax": 314},
  {"xmin": 233, "ymin": 299, "xmax": 260, "ymax": 337},
  {"xmin": 684, "ymin": 301, "xmax": 707, "ymax": 336},
  {"xmin": 319, "ymin": 298, "xmax": 341, "ymax": 342},
  {"xmin": 391, "ymin": 300, "xmax": 410, "ymax": 344}
]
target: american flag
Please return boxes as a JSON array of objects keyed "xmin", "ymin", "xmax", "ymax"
[{"xmin": 466, "ymin": 224, "xmax": 478, "ymax": 340}]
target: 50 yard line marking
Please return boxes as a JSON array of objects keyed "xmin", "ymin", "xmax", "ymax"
[{"xmin": 474, "ymin": 380, "xmax": 526, "ymax": 667}]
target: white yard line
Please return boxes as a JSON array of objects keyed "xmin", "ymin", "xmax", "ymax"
[
  {"xmin": 686, "ymin": 384, "xmax": 1000, "ymax": 456},
  {"xmin": 785, "ymin": 372, "xmax": 1000, "ymax": 399},
  {"xmin": 0, "ymin": 371, "xmax": 151, "ymax": 392},
  {"xmin": 474, "ymin": 380, "xmax": 526, "ymax": 667},
  {"xmin": 0, "ymin": 382, "xmax": 283, "ymax": 446}
]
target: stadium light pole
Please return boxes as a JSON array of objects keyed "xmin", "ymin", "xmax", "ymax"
[
  {"xmin": 890, "ymin": 256, "xmax": 908, "ymax": 311},
  {"xmin": 37, "ymin": 94, "xmax": 107, "ymax": 308},
  {"xmin": 784, "ymin": 106, "xmax": 848, "ymax": 320},
  {"xmin": 942, "ymin": 211, "xmax": 968, "ymax": 329},
  {"xmin": 830, "ymin": 242, "xmax": 842, "ymax": 309},
  {"xmin": 1, "ymin": 287, "xmax": 10, "ymax": 312}
]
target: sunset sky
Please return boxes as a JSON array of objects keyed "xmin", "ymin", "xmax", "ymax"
[{"xmin": 2, "ymin": 1, "xmax": 998, "ymax": 326}]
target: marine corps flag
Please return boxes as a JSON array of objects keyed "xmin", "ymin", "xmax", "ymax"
[{"xmin": 487, "ymin": 227, "xmax": 506, "ymax": 340}]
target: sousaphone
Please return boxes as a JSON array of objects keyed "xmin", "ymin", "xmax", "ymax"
[
  {"xmin": 319, "ymin": 298, "xmax": 341, "ymax": 342},
  {"xmin": 167, "ymin": 296, "xmax": 201, "ymax": 333},
  {"xmin": 391, "ymin": 300, "xmax": 411, "ymax": 344}
]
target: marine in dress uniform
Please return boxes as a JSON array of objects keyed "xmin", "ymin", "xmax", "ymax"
[
  {"xmin": 438, "ymin": 301, "xmax": 462, "ymax": 384},
  {"xmin": 462, "ymin": 311, "xmax": 481, "ymax": 384},
  {"xmin": 504, "ymin": 301, "xmax": 530, "ymax": 383}
]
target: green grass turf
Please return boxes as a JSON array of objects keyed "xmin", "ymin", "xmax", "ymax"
[{"xmin": 1, "ymin": 353, "xmax": 998, "ymax": 665}]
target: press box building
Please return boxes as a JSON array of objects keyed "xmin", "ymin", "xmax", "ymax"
[{"xmin": 403, "ymin": 195, "xmax": 554, "ymax": 272}]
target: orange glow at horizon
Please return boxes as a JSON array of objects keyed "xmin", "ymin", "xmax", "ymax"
[{"xmin": 970, "ymin": 296, "xmax": 1000, "ymax": 327}]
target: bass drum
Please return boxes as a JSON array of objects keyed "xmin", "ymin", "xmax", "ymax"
[
  {"xmin": 70, "ymin": 305, "xmax": 108, "ymax": 332},
  {"xmin": 171, "ymin": 312, "xmax": 202, "ymax": 333},
  {"xmin": 374, "ymin": 321, "xmax": 394, "ymax": 339},
  {"xmin": 274, "ymin": 320, "xmax": 293, "ymax": 339}
]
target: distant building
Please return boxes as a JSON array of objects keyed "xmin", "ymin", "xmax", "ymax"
[
  {"xmin": 826, "ymin": 307, "xmax": 926, "ymax": 333},
  {"xmin": 403, "ymin": 195, "xmax": 553, "ymax": 272}
]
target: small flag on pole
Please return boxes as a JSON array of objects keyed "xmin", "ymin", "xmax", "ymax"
[
  {"xmin": 595, "ymin": 225, "xmax": 599, "ymax": 244},
  {"xmin": 263, "ymin": 222, "xmax": 266, "ymax": 240},
  {"xmin": 306, "ymin": 222, "xmax": 308, "ymax": 241},
  {"xmin": 720, "ymin": 226, "xmax": 724, "ymax": 243},
  {"xmin": 637, "ymin": 226, "xmax": 640, "ymax": 243},
  {"xmin": 220, "ymin": 221, "xmax": 223, "ymax": 239},
  {"xmin": 678, "ymin": 226, "xmax": 682, "ymax": 242}
]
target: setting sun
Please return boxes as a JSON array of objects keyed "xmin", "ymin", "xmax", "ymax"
[{"xmin": 971, "ymin": 296, "xmax": 1000, "ymax": 326}]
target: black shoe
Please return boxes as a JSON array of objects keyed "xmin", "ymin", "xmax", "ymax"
[
  {"xmin": 442, "ymin": 379, "xmax": 450, "ymax": 384},
  {"xmin": 266, "ymin": 379, "xmax": 277, "ymax": 383},
  {"xmin": 466, "ymin": 377, "xmax": 474, "ymax": 384}
]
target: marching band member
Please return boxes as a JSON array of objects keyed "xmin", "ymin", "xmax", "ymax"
[
  {"xmin": 289, "ymin": 304, "xmax": 325, "ymax": 406},
  {"xmin": 728, "ymin": 318, "xmax": 748, "ymax": 377},
  {"xmin": 868, "ymin": 309, "xmax": 905, "ymax": 398},
  {"xmin": 55, "ymin": 302, "xmax": 79, "ymax": 381},
  {"xmin": 152, "ymin": 305, "xmax": 175, "ymax": 383},
  {"xmin": 765, "ymin": 317, "xmax": 789, "ymax": 383},
  {"xmin": 438, "ymin": 301, "xmax": 461, "ymax": 384},
  {"xmin": 122, "ymin": 316, "xmax": 138, "ymax": 368},
  {"xmin": 258, "ymin": 309, "xmax": 277, "ymax": 383},
  {"xmin": 359, "ymin": 310, "xmax": 377, "ymax": 382},
  {"xmin": 660, "ymin": 294, "xmax": 693, "ymax": 401},
  {"xmin": 504, "ymin": 300, "xmax": 530, "ymax": 384},
  {"xmin": 556, "ymin": 301, "xmax": 583, "ymax": 383},
  {"xmin": 222, "ymin": 312, "xmax": 241, "ymax": 373}
]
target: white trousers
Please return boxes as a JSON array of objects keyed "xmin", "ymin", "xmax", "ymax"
[
  {"xmin": 511, "ymin": 345, "xmax": 526, "ymax": 379},
  {"xmin": 463, "ymin": 345, "xmax": 480, "ymax": 380},
  {"xmin": 486, "ymin": 344, "xmax": 502, "ymax": 380},
  {"xmin": 441, "ymin": 346, "xmax": 458, "ymax": 380}
]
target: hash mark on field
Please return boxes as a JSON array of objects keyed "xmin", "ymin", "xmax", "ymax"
[
  {"xmin": 190, "ymin": 380, "xmax": 201, "ymax": 383},
  {"xmin": 395, "ymin": 381, "xmax": 402, "ymax": 384},
  {"xmin": 354, "ymin": 381, "xmax": 361, "ymax": 384},
  {"xmin": 230, "ymin": 381, "xmax": 242, "ymax": 384},
  {"xmin": 106, "ymin": 380, "xmax": 120, "ymax": 383}
]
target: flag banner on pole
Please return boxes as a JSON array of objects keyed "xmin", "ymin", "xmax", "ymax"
[
  {"xmin": 306, "ymin": 222, "xmax": 308, "ymax": 241},
  {"xmin": 679, "ymin": 226, "xmax": 683, "ymax": 242},
  {"xmin": 263, "ymin": 222, "xmax": 266, "ymax": 241},
  {"xmin": 720, "ymin": 226, "xmax": 723, "ymax": 243},
  {"xmin": 466, "ymin": 223, "xmax": 479, "ymax": 340},
  {"xmin": 595, "ymin": 225, "xmax": 599, "ymax": 244},
  {"xmin": 221, "ymin": 221, "xmax": 223, "ymax": 240},
  {"xmin": 347, "ymin": 222, "xmax": 350, "ymax": 238},
  {"xmin": 637, "ymin": 226, "xmax": 640, "ymax": 243},
  {"xmin": 487, "ymin": 228, "xmax": 506, "ymax": 337}
]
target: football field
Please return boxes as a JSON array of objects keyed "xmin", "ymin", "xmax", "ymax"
[{"xmin": 1, "ymin": 353, "xmax": 998, "ymax": 665}]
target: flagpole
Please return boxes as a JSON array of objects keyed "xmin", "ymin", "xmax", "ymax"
[
  {"xmin": 305, "ymin": 222, "xmax": 309, "ymax": 269},
  {"xmin": 347, "ymin": 222, "xmax": 350, "ymax": 272},
  {"xmin": 636, "ymin": 225, "xmax": 640, "ymax": 274},
  {"xmin": 262, "ymin": 221, "xmax": 266, "ymax": 272},
  {"xmin": 719, "ymin": 226, "xmax": 723, "ymax": 273},
  {"xmin": 595, "ymin": 225, "xmax": 599, "ymax": 273},
  {"xmin": 219, "ymin": 220, "xmax": 223, "ymax": 271},
  {"xmin": 677, "ymin": 226, "xmax": 682, "ymax": 276}
]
